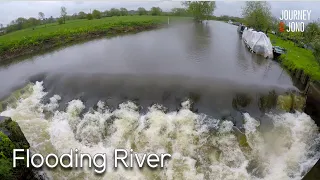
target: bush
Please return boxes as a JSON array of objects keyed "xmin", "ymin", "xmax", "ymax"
[
  {"xmin": 150, "ymin": 7, "xmax": 162, "ymax": 16},
  {"xmin": 110, "ymin": 8, "xmax": 120, "ymax": 16},
  {"xmin": 0, "ymin": 132, "xmax": 14, "ymax": 179},
  {"xmin": 87, "ymin": 13, "xmax": 93, "ymax": 20},
  {"xmin": 0, "ymin": 158, "xmax": 13, "ymax": 180},
  {"xmin": 58, "ymin": 18, "xmax": 64, "ymax": 25},
  {"xmin": 0, "ymin": 132, "xmax": 15, "ymax": 158},
  {"xmin": 92, "ymin": 10, "xmax": 101, "ymax": 19},
  {"xmin": 120, "ymin": 8, "xmax": 128, "ymax": 16},
  {"xmin": 138, "ymin": 7, "xmax": 147, "ymax": 16}
]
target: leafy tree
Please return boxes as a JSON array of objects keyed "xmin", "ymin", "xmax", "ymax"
[
  {"xmin": 128, "ymin": 10, "xmax": 136, "ymax": 16},
  {"xmin": 38, "ymin": 12, "xmax": 45, "ymax": 21},
  {"xmin": 6, "ymin": 17, "xmax": 40, "ymax": 32},
  {"xmin": 15, "ymin": 17, "xmax": 27, "ymax": 30},
  {"xmin": 242, "ymin": 1, "xmax": 272, "ymax": 31},
  {"xmin": 6, "ymin": 20, "xmax": 17, "ymax": 32},
  {"xmin": 78, "ymin": 11, "xmax": 86, "ymax": 19},
  {"xmin": 171, "ymin": 8, "xmax": 188, "ymax": 16},
  {"xmin": 87, "ymin": 13, "xmax": 93, "ymax": 20},
  {"xmin": 304, "ymin": 22, "xmax": 320, "ymax": 44},
  {"xmin": 27, "ymin": 17, "xmax": 39, "ymax": 28},
  {"xmin": 182, "ymin": 1, "xmax": 216, "ymax": 21},
  {"xmin": 120, "ymin": 8, "xmax": 128, "ymax": 16},
  {"xmin": 92, "ymin": 9, "xmax": 101, "ymax": 19},
  {"xmin": 150, "ymin": 7, "xmax": 162, "ymax": 16},
  {"xmin": 103, "ymin": 10, "xmax": 110, "ymax": 17},
  {"xmin": 269, "ymin": 16, "xmax": 280, "ymax": 33},
  {"xmin": 38, "ymin": 12, "xmax": 45, "ymax": 27},
  {"xmin": 303, "ymin": 22, "xmax": 320, "ymax": 63},
  {"xmin": 138, "ymin": 7, "xmax": 147, "ymax": 16},
  {"xmin": 60, "ymin": 6, "xmax": 67, "ymax": 24},
  {"xmin": 110, "ymin": 8, "xmax": 120, "ymax": 16},
  {"xmin": 16, "ymin": 17, "xmax": 27, "ymax": 25}
]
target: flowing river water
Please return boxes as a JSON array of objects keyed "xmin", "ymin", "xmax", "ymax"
[{"xmin": 0, "ymin": 21, "xmax": 319, "ymax": 180}]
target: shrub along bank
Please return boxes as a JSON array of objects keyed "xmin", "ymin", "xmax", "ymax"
[
  {"xmin": 0, "ymin": 16, "xmax": 173, "ymax": 62},
  {"xmin": 269, "ymin": 34, "xmax": 320, "ymax": 81}
]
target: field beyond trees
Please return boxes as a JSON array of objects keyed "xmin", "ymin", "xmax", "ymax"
[{"xmin": 0, "ymin": 16, "xmax": 182, "ymax": 62}]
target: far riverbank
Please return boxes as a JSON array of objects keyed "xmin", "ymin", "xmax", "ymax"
[{"xmin": 0, "ymin": 16, "xmax": 187, "ymax": 64}]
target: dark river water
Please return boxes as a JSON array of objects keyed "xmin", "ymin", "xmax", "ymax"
[
  {"xmin": 0, "ymin": 21, "xmax": 294, "ymax": 120},
  {"xmin": 1, "ymin": 21, "xmax": 319, "ymax": 180}
]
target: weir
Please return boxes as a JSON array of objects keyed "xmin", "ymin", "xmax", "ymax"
[
  {"xmin": 280, "ymin": 66, "xmax": 320, "ymax": 126},
  {"xmin": 302, "ymin": 81, "xmax": 320, "ymax": 179},
  {"xmin": 283, "ymin": 66, "xmax": 320, "ymax": 180},
  {"xmin": 305, "ymin": 81, "xmax": 320, "ymax": 125}
]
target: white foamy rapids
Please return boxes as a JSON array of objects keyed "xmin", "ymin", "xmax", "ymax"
[{"xmin": 1, "ymin": 81, "xmax": 319, "ymax": 180}]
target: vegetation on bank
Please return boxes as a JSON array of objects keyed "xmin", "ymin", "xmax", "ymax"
[
  {"xmin": 269, "ymin": 34, "xmax": 320, "ymax": 81},
  {"xmin": 0, "ymin": 16, "xmax": 180, "ymax": 60},
  {"xmin": 0, "ymin": 117, "xmax": 31, "ymax": 179},
  {"xmin": 0, "ymin": 131, "xmax": 14, "ymax": 179},
  {"xmin": 0, "ymin": 6, "xmax": 167, "ymax": 34},
  {"xmin": 0, "ymin": 2, "xmax": 215, "ymax": 35}
]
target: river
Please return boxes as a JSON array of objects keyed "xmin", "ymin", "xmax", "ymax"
[{"xmin": 0, "ymin": 21, "xmax": 319, "ymax": 180}]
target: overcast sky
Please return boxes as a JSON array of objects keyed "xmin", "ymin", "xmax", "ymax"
[{"xmin": 0, "ymin": 1, "xmax": 320, "ymax": 25}]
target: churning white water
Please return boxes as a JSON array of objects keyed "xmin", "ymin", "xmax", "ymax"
[{"xmin": 1, "ymin": 81, "xmax": 320, "ymax": 180}]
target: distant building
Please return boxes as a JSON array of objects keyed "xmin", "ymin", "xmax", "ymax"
[{"xmin": 228, "ymin": 20, "xmax": 233, "ymax": 24}]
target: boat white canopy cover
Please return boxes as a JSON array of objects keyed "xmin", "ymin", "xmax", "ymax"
[{"xmin": 242, "ymin": 28, "xmax": 273, "ymax": 59}]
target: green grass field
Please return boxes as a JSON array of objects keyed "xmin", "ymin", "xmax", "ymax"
[
  {"xmin": 0, "ymin": 16, "xmax": 175, "ymax": 56},
  {"xmin": 269, "ymin": 34, "xmax": 320, "ymax": 81}
]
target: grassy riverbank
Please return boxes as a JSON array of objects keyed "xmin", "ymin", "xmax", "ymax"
[
  {"xmin": 269, "ymin": 34, "xmax": 320, "ymax": 81},
  {"xmin": 0, "ymin": 16, "xmax": 179, "ymax": 62}
]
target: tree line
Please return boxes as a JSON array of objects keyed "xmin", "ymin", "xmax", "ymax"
[
  {"xmin": 241, "ymin": 1, "xmax": 320, "ymax": 63},
  {"xmin": 0, "ymin": 2, "xmax": 218, "ymax": 34},
  {"xmin": 0, "ymin": 6, "xmax": 175, "ymax": 33}
]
